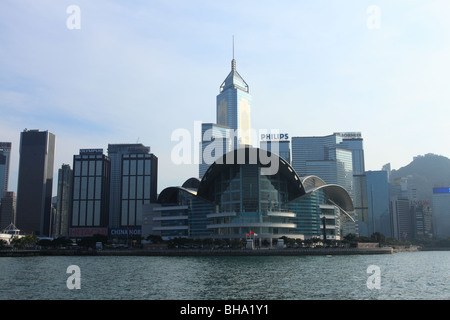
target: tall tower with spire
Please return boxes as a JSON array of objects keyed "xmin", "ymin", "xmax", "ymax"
[
  {"xmin": 199, "ymin": 40, "xmax": 252, "ymax": 178},
  {"xmin": 216, "ymin": 56, "xmax": 252, "ymax": 146}
]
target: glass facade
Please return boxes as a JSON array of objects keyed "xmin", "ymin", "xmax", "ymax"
[
  {"xmin": 146, "ymin": 148, "xmax": 354, "ymax": 241},
  {"xmin": 291, "ymin": 134, "xmax": 361, "ymax": 236},
  {"xmin": 71, "ymin": 150, "xmax": 110, "ymax": 228},
  {"xmin": 120, "ymin": 153, "xmax": 157, "ymax": 227},
  {"xmin": 216, "ymin": 59, "xmax": 252, "ymax": 147},
  {"xmin": 108, "ymin": 144, "xmax": 157, "ymax": 228},
  {"xmin": 199, "ymin": 123, "xmax": 232, "ymax": 178},
  {"xmin": 432, "ymin": 188, "xmax": 450, "ymax": 238},
  {"xmin": 366, "ymin": 170, "xmax": 390, "ymax": 237}
]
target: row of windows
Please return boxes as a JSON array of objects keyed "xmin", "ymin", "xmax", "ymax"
[
  {"xmin": 74, "ymin": 159, "xmax": 106, "ymax": 177},
  {"xmin": 120, "ymin": 199, "xmax": 151, "ymax": 226},
  {"xmin": 73, "ymin": 176, "xmax": 104, "ymax": 200},
  {"xmin": 122, "ymin": 158, "xmax": 152, "ymax": 176},
  {"xmin": 72, "ymin": 200, "xmax": 102, "ymax": 227},
  {"xmin": 121, "ymin": 175, "xmax": 152, "ymax": 200}
]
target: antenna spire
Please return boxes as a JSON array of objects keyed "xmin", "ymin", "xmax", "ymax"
[
  {"xmin": 232, "ymin": 35, "xmax": 235, "ymax": 60},
  {"xmin": 232, "ymin": 35, "xmax": 236, "ymax": 71}
]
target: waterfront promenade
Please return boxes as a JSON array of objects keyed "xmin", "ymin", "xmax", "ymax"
[{"xmin": 0, "ymin": 246, "xmax": 395, "ymax": 257}]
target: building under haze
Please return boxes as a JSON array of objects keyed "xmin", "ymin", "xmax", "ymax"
[
  {"xmin": 291, "ymin": 134, "xmax": 357, "ymax": 236},
  {"xmin": 432, "ymin": 187, "xmax": 450, "ymax": 238},
  {"xmin": 55, "ymin": 164, "xmax": 73, "ymax": 238},
  {"xmin": 0, "ymin": 142, "xmax": 11, "ymax": 199},
  {"xmin": 365, "ymin": 170, "xmax": 391, "ymax": 237},
  {"xmin": 15, "ymin": 129, "xmax": 55, "ymax": 236}
]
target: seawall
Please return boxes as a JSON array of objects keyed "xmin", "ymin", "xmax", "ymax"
[{"xmin": 1, "ymin": 247, "xmax": 394, "ymax": 257}]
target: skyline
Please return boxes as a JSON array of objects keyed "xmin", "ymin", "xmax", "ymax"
[{"xmin": 2, "ymin": 1, "xmax": 450, "ymax": 195}]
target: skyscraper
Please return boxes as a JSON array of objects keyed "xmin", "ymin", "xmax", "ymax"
[
  {"xmin": 69, "ymin": 149, "xmax": 110, "ymax": 237},
  {"xmin": 16, "ymin": 129, "xmax": 56, "ymax": 236},
  {"xmin": 291, "ymin": 134, "xmax": 356, "ymax": 235},
  {"xmin": 366, "ymin": 170, "xmax": 391, "ymax": 237},
  {"xmin": 291, "ymin": 134, "xmax": 353, "ymax": 194},
  {"xmin": 432, "ymin": 187, "xmax": 450, "ymax": 238},
  {"xmin": 216, "ymin": 58, "xmax": 252, "ymax": 146},
  {"xmin": 199, "ymin": 123, "xmax": 232, "ymax": 178},
  {"xmin": 0, "ymin": 142, "xmax": 11, "ymax": 198},
  {"xmin": 55, "ymin": 164, "xmax": 73, "ymax": 238},
  {"xmin": 199, "ymin": 56, "xmax": 252, "ymax": 178},
  {"xmin": 108, "ymin": 144, "xmax": 158, "ymax": 232},
  {"xmin": 0, "ymin": 192, "xmax": 16, "ymax": 230},
  {"xmin": 337, "ymin": 132, "xmax": 369, "ymax": 236}
]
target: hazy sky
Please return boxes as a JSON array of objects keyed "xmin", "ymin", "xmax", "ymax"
[{"xmin": 1, "ymin": 0, "xmax": 450, "ymax": 194}]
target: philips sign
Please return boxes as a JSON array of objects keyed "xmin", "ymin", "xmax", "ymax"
[{"xmin": 260, "ymin": 133, "xmax": 289, "ymax": 141}]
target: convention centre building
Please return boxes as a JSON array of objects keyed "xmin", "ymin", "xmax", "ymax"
[{"xmin": 142, "ymin": 147, "xmax": 355, "ymax": 243}]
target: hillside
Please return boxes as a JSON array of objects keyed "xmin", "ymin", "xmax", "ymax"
[{"xmin": 389, "ymin": 153, "xmax": 450, "ymax": 201}]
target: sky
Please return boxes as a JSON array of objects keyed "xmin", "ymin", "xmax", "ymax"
[{"xmin": 1, "ymin": 0, "xmax": 450, "ymax": 195}]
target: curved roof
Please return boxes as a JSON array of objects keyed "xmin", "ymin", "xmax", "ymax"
[
  {"xmin": 197, "ymin": 146, "xmax": 306, "ymax": 202},
  {"xmin": 182, "ymin": 177, "xmax": 201, "ymax": 190},
  {"xmin": 157, "ymin": 186, "xmax": 196, "ymax": 205}
]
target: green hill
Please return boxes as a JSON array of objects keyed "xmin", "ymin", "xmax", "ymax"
[{"xmin": 389, "ymin": 153, "xmax": 450, "ymax": 201}]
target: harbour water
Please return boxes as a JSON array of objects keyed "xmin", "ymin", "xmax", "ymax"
[{"xmin": 1, "ymin": 250, "xmax": 449, "ymax": 300}]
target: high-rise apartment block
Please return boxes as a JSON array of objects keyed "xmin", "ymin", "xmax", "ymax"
[{"xmin": 15, "ymin": 129, "xmax": 55, "ymax": 236}]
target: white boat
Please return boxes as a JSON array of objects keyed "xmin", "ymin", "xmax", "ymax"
[{"xmin": 0, "ymin": 223, "xmax": 24, "ymax": 245}]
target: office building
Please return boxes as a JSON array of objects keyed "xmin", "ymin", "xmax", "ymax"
[
  {"xmin": 389, "ymin": 177, "xmax": 417, "ymax": 240},
  {"xmin": 291, "ymin": 133, "xmax": 371, "ymax": 237},
  {"xmin": 69, "ymin": 149, "xmax": 110, "ymax": 238},
  {"xmin": 199, "ymin": 123, "xmax": 232, "ymax": 178},
  {"xmin": 432, "ymin": 187, "xmax": 450, "ymax": 238},
  {"xmin": 366, "ymin": 170, "xmax": 391, "ymax": 237},
  {"xmin": 216, "ymin": 58, "xmax": 252, "ymax": 146},
  {"xmin": 199, "ymin": 57, "xmax": 252, "ymax": 178},
  {"xmin": 411, "ymin": 200, "xmax": 433, "ymax": 239},
  {"xmin": 55, "ymin": 164, "xmax": 73, "ymax": 238},
  {"xmin": 16, "ymin": 129, "xmax": 55, "ymax": 236},
  {"xmin": 0, "ymin": 191, "xmax": 16, "ymax": 230},
  {"xmin": 259, "ymin": 133, "xmax": 290, "ymax": 164},
  {"xmin": 108, "ymin": 144, "xmax": 157, "ymax": 238},
  {"xmin": 0, "ymin": 142, "xmax": 11, "ymax": 198},
  {"xmin": 338, "ymin": 132, "xmax": 368, "ymax": 234}
]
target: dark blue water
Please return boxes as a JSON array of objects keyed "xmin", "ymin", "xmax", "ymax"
[{"xmin": 1, "ymin": 251, "xmax": 449, "ymax": 300}]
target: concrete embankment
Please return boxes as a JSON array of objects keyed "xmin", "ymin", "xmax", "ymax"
[
  {"xmin": 1, "ymin": 247, "xmax": 394, "ymax": 257},
  {"xmin": 0, "ymin": 248, "xmax": 394, "ymax": 257}
]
